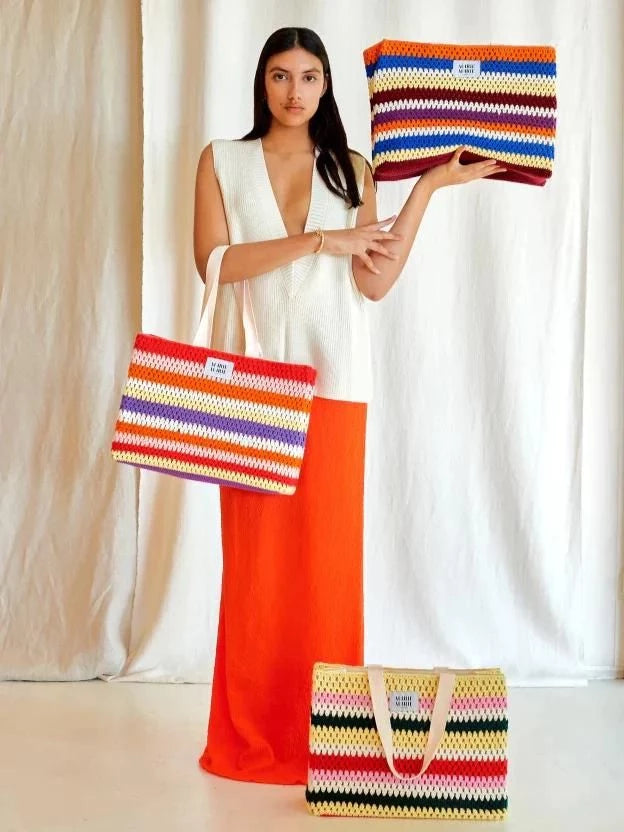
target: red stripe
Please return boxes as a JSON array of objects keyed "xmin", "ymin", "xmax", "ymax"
[
  {"xmin": 308, "ymin": 753, "xmax": 507, "ymax": 778},
  {"xmin": 133, "ymin": 334, "xmax": 317, "ymax": 385},
  {"xmin": 112, "ymin": 441, "xmax": 299, "ymax": 486},
  {"xmin": 372, "ymin": 87, "xmax": 556, "ymax": 109},
  {"xmin": 374, "ymin": 151, "xmax": 551, "ymax": 186}
]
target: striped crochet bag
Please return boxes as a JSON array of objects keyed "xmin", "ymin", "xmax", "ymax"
[
  {"xmin": 306, "ymin": 663, "xmax": 508, "ymax": 820},
  {"xmin": 111, "ymin": 245, "xmax": 317, "ymax": 495},
  {"xmin": 363, "ymin": 39, "xmax": 556, "ymax": 186}
]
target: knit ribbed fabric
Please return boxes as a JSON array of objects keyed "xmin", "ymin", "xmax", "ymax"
[{"xmin": 209, "ymin": 138, "xmax": 373, "ymax": 403}]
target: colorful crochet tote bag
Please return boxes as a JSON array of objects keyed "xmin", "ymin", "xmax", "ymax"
[
  {"xmin": 111, "ymin": 245, "xmax": 317, "ymax": 495},
  {"xmin": 306, "ymin": 662, "xmax": 508, "ymax": 820},
  {"xmin": 363, "ymin": 39, "xmax": 556, "ymax": 186}
]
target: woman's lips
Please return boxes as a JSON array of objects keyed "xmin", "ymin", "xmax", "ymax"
[{"xmin": 286, "ymin": 106, "xmax": 303, "ymax": 111}]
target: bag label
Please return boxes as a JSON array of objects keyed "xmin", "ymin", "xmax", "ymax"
[
  {"xmin": 389, "ymin": 691, "xmax": 420, "ymax": 712},
  {"xmin": 204, "ymin": 357, "xmax": 235, "ymax": 381},
  {"xmin": 452, "ymin": 60, "xmax": 481, "ymax": 78}
]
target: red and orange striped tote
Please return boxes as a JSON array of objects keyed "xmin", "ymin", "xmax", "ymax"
[{"xmin": 111, "ymin": 246, "xmax": 317, "ymax": 495}]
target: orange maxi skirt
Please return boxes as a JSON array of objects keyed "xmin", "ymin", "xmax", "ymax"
[{"xmin": 198, "ymin": 395, "xmax": 367, "ymax": 785}]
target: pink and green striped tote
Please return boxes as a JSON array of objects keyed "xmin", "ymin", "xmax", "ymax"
[
  {"xmin": 111, "ymin": 246, "xmax": 317, "ymax": 495},
  {"xmin": 306, "ymin": 663, "xmax": 508, "ymax": 820}
]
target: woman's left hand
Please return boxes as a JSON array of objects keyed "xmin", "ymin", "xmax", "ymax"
[{"xmin": 419, "ymin": 146, "xmax": 507, "ymax": 192}]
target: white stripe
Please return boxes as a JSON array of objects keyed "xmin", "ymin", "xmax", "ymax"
[
  {"xmin": 114, "ymin": 430, "xmax": 301, "ymax": 477},
  {"xmin": 371, "ymin": 99, "xmax": 556, "ymax": 118},
  {"xmin": 306, "ymin": 777, "xmax": 507, "ymax": 801},
  {"xmin": 132, "ymin": 349, "xmax": 315, "ymax": 397},
  {"xmin": 118, "ymin": 409, "xmax": 305, "ymax": 457}
]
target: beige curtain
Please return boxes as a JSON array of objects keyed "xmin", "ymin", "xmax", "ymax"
[{"xmin": 2, "ymin": 0, "xmax": 622, "ymax": 684}]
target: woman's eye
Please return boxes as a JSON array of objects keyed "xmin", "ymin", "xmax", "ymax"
[{"xmin": 271, "ymin": 73, "xmax": 317, "ymax": 82}]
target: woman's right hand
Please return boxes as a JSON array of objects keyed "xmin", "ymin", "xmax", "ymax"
[{"xmin": 323, "ymin": 216, "xmax": 403, "ymax": 275}]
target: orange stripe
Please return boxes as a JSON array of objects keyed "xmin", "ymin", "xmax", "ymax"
[
  {"xmin": 115, "ymin": 420, "xmax": 300, "ymax": 468},
  {"xmin": 129, "ymin": 362, "xmax": 312, "ymax": 414},
  {"xmin": 364, "ymin": 42, "xmax": 555, "ymax": 64},
  {"xmin": 113, "ymin": 441, "xmax": 299, "ymax": 486},
  {"xmin": 373, "ymin": 118, "xmax": 555, "ymax": 138}
]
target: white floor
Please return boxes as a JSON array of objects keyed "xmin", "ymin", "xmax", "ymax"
[{"xmin": 1, "ymin": 680, "xmax": 622, "ymax": 832}]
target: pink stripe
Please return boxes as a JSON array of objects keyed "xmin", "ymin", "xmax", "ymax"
[
  {"xmin": 308, "ymin": 769, "xmax": 506, "ymax": 790},
  {"xmin": 313, "ymin": 692, "xmax": 506, "ymax": 711}
]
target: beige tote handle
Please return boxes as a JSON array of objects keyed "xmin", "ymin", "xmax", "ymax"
[
  {"xmin": 192, "ymin": 244, "xmax": 262, "ymax": 358},
  {"xmin": 367, "ymin": 665, "xmax": 456, "ymax": 780}
]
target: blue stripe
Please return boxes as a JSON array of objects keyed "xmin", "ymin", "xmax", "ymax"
[
  {"xmin": 365, "ymin": 54, "xmax": 556, "ymax": 78},
  {"xmin": 373, "ymin": 132, "xmax": 555, "ymax": 160}
]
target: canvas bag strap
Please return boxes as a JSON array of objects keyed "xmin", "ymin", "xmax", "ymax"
[
  {"xmin": 192, "ymin": 244, "xmax": 263, "ymax": 358},
  {"xmin": 367, "ymin": 665, "xmax": 456, "ymax": 781}
]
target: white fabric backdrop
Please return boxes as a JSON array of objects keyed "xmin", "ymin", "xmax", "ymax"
[
  {"xmin": 2, "ymin": 0, "xmax": 622, "ymax": 685},
  {"xmin": 1, "ymin": 0, "xmax": 142, "ymax": 679}
]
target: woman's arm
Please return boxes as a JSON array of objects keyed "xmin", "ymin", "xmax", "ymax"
[
  {"xmin": 350, "ymin": 148, "xmax": 507, "ymax": 302},
  {"xmin": 193, "ymin": 143, "xmax": 320, "ymax": 284}
]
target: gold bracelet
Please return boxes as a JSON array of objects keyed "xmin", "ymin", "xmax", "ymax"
[{"xmin": 313, "ymin": 228, "xmax": 324, "ymax": 253}]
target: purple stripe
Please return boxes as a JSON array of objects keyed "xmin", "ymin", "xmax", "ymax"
[
  {"xmin": 121, "ymin": 395, "xmax": 306, "ymax": 448},
  {"xmin": 375, "ymin": 106, "xmax": 556, "ymax": 130},
  {"xmin": 134, "ymin": 463, "xmax": 288, "ymax": 493}
]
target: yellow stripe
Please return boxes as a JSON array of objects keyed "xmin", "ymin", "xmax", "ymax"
[
  {"xmin": 368, "ymin": 72, "xmax": 556, "ymax": 96},
  {"xmin": 309, "ymin": 725, "xmax": 507, "ymax": 751},
  {"xmin": 124, "ymin": 378, "xmax": 310, "ymax": 431},
  {"xmin": 306, "ymin": 802, "xmax": 506, "ymax": 819},
  {"xmin": 111, "ymin": 450, "xmax": 296, "ymax": 494},
  {"xmin": 312, "ymin": 667, "xmax": 507, "ymax": 698}
]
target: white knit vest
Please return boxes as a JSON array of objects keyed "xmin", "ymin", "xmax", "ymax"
[{"xmin": 209, "ymin": 137, "xmax": 373, "ymax": 403}]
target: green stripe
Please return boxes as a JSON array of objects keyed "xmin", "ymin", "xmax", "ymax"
[
  {"xmin": 311, "ymin": 712, "xmax": 508, "ymax": 734},
  {"xmin": 305, "ymin": 787, "xmax": 508, "ymax": 813}
]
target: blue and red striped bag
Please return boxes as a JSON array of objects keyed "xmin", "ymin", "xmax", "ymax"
[
  {"xmin": 363, "ymin": 39, "xmax": 557, "ymax": 186},
  {"xmin": 111, "ymin": 246, "xmax": 317, "ymax": 495}
]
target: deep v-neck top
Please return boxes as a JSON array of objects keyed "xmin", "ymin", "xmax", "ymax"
[
  {"xmin": 254, "ymin": 138, "xmax": 328, "ymax": 295},
  {"xmin": 208, "ymin": 137, "xmax": 373, "ymax": 403},
  {"xmin": 258, "ymin": 138, "xmax": 322, "ymax": 239}
]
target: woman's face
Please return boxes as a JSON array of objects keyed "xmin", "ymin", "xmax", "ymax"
[{"xmin": 264, "ymin": 47, "xmax": 327, "ymax": 125}]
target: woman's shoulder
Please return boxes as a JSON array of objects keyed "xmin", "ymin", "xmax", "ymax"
[{"xmin": 203, "ymin": 137, "xmax": 254, "ymax": 157}]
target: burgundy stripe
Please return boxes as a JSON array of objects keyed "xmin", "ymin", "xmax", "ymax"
[
  {"xmin": 374, "ymin": 106, "xmax": 556, "ymax": 130},
  {"xmin": 133, "ymin": 333, "xmax": 317, "ymax": 385},
  {"xmin": 373, "ymin": 151, "xmax": 551, "ymax": 186},
  {"xmin": 371, "ymin": 87, "xmax": 556, "ymax": 109}
]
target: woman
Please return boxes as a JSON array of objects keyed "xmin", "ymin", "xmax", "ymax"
[{"xmin": 194, "ymin": 26, "xmax": 505, "ymax": 786}]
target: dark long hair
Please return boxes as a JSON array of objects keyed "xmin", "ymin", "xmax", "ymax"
[{"xmin": 240, "ymin": 27, "xmax": 373, "ymax": 209}]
